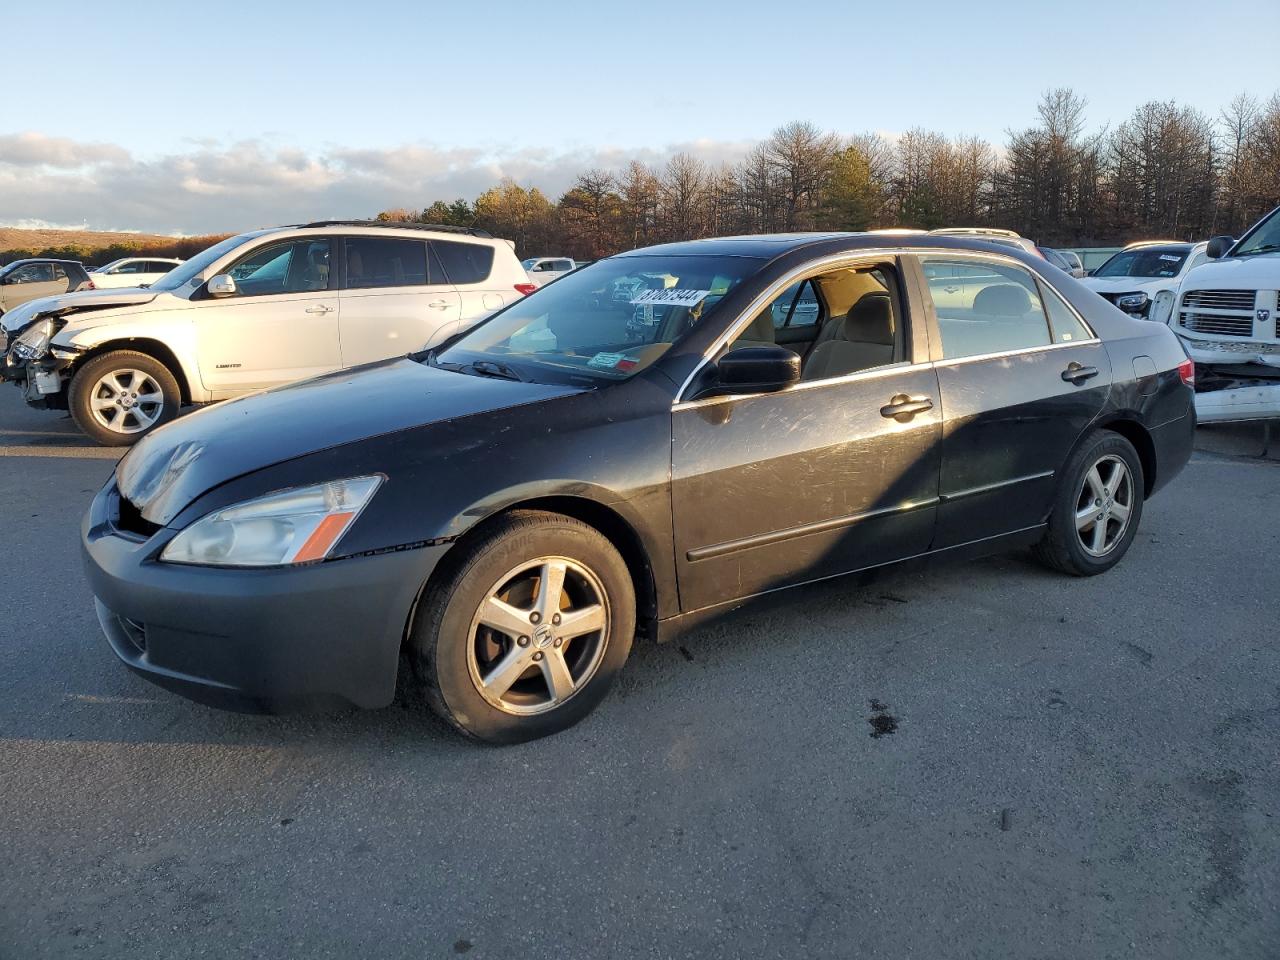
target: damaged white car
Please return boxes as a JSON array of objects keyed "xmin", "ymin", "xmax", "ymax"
[
  {"xmin": 1170, "ymin": 205, "xmax": 1280, "ymax": 423},
  {"xmin": 0, "ymin": 222, "xmax": 534, "ymax": 445}
]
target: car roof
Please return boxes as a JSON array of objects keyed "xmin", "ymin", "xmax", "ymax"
[
  {"xmin": 616, "ymin": 232, "xmax": 1045, "ymax": 262},
  {"xmin": 1116, "ymin": 242, "xmax": 1194, "ymax": 254},
  {"xmin": 1, "ymin": 257, "xmax": 84, "ymax": 267}
]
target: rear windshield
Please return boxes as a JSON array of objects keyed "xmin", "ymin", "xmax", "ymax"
[
  {"xmin": 1094, "ymin": 247, "xmax": 1190, "ymax": 278},
  {"xmin": 433, "ymin": 255, "xmax": 761, "ymax": 385}
]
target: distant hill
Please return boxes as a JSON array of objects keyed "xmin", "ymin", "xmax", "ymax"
[{"xmin": 0, "ymin": 226, "xmax": 229, "ymax": 267}]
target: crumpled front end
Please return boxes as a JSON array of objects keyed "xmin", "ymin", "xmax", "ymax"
[{"xmin": 0, "ymin": 311, "xmax": 80, "ymax": 409}]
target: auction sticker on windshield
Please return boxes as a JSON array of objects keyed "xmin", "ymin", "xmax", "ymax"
[{"xmin": 630, "ymin": 288, "xmax": 711, "ymax": 307}]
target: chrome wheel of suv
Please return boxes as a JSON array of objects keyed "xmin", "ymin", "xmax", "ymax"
[
  {"xmin": 1074, "ymin": 454, "xmax": 1134, "ymax": 557},
  {"xmin": 466, "ymin": 557, "xmax": 610, "ymax": 716}
]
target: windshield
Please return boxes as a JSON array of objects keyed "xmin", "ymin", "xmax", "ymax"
[
  {"xmin": 148, "ymin": 233, "xmax": 263, "ymax": 292},
  {"xmin": 521, "ymin": 258, "xmax": 538, "ymax": 269},
  {"xmin": 434, "ymin": 255, "xmax": 760, "ymax": 384},
  {"xmin": 1233, "ymin": 207, "xmax": 1280, "ymax": 257},
  {"xmin": 1094, "ymin": 246, "xmax": 1191, "ymax": 278}
]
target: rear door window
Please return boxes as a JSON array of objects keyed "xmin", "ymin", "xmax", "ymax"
[
  {"xmin": 343, "ymin": 237, "xmax": 428, "ymax": 289},
  {"xmin": 431, "ymin": 240, "xmax": 494, "ymax": 285},
  {"xmin": 921, "ymin": 256, "xmax": 1053, "ymax": 359}
]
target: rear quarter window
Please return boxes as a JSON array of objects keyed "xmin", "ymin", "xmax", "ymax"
[{"xmin": 431, "ymin": 240, "xmax": 495, "ymax": 285}]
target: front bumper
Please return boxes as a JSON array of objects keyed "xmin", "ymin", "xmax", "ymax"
[{"xmin": 82, "ymin": 481, "xmax": 449, "ymax": 712}]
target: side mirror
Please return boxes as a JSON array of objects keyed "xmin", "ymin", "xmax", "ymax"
[
  {"xmin": 714, "ymin": 344, "xmax": 801, "ymax": 395},
  {"xmin": 206, "ymin": 274, "xmax": 237, "ymax": 297},
  {"xmin": 1206, "ymin": 236, "xmax": 1235, "ymax": 259}
]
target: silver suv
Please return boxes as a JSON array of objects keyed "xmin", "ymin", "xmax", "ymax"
[{"xmin": 1, "ymin": 221, "xmax": 535, "ymax": 445}]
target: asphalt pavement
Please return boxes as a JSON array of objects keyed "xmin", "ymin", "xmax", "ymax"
[{"xmin": 1, "ymin": 387, "xmax": 1277, "ymax": 959}]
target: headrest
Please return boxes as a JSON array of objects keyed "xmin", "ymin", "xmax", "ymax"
[
  {"xmin": 742, "ymin": 306, "xmax": 776, "ymax": 343},
  {"xmin": 844, "ymin": 293, "xmax": 894, "ymax": 345},
  {"xmin": 973, "ymin": 283, "xmax": 1032, "ymax": 317}
]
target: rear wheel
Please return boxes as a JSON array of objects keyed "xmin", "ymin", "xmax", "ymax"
[
  {"xmin": 409, "ymin": 510, "xmax": 635, "ymax": 743},
  {"xmin": 69, "ymin": 350, "xmax": 180, "ymax": 446},
  {"xmin": 1033, "ymin": 430, "xmax": 1144, "ymax": 576}
]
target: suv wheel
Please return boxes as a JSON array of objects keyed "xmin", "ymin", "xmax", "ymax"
[
  {"xmin": 1033, "ymin": 430, "xmax": 1145, "ymax": 576},
  {"xmin": 409, "ymin": 510, "xmax": 635, "ymax": 743},
  {"xmin": 69, "ymin": 350, "xmax": 180, "ymax": 446}
]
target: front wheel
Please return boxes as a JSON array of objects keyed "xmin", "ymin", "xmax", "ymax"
[
  {"xmin": 69, "ymin": 350, "xmax": 180, "ymax": 446},
  {"xmin": 409, "ymin": 510, "xmax": 636, "ymax": 743},
  {"xmin": 1033, "ymin": 429, "xmax": 1145, "ymax": 576}
]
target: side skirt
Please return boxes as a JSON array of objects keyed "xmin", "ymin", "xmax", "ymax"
[{"xmin": 652, "ymin": 524, "xmax": 1046, "ymax": 644}]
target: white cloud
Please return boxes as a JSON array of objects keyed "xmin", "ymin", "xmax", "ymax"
[{"xmin": 0, "ymin": 133, "xmax": 759, "ymax": 236}]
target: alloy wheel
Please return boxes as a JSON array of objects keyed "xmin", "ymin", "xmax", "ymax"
[
  {"xmin": 88, "ymin": 368, "xmax": 165, "ymax": 434},
  {"xmin": 466, "ymin": 557, "xmax": 610, "ymax": 716},
  {"xmin": 1074, "ymin": 454, "xmax": 1134, "ymax": 557}
]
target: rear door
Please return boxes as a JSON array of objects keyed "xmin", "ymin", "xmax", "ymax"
[
  {"xmin": 432, "ymin": 238, "xmax": 507, "ymax": 327},
  {"xmin": 196, "ymin": 236, "xmax": 342, "ymax": 396},
  {"xmin": 913, "ymin": 253, "xmax": 1112, "ymax": 548},
  {"xmin": 338, "ymin": 236, "xmax": 461, "ymax": 366}
]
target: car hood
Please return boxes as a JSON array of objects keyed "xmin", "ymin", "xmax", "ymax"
[
  {"xmin": 1, "ymin": 287, "xmax": 160, "ymax": 333},
  {"xmin": 1081, "ymin": 276, "xmax": 1171, "ymax": 295},
  {"xmin": 116, "ymin": 358, "xmax": 584, "ymax": 525},
  {"xmin": 1178, "ymin": 253, "xmax": 1280, "ymax": 290}
]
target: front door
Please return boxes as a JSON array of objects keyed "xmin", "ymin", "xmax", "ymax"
[
  {"xmin": 196, "ymin": 237, "xmax": 342, "ymax": 397},
  {"xmin": 914, "ymin": 254, "xmax": 1113, "ymax": 548},
  {"xmin": 338, "ymin": 236, "xmax": 462, "ymax": 366},
  {"xmin": 671, "ymin": 259, "xmax": 941, "ymax": 612}
]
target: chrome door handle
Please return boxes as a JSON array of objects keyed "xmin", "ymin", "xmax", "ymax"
[
  {"xmin": 880, "ymin": 394, "xmax": 934, "ymax": 420},
  {"xmin": 1062, "ymin": 362, "xmax": 1099, "ymax": 384},
  {"xmin": 427, "ymin": 300, "xmax": 453, "ymax": 310},
  {"xmin": 305, "ymin": 304, "xmax": 335, "ymax": 315}
]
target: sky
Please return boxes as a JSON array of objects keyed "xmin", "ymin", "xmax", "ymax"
[{"xmin": 1, "ymin": 0, "xmax": 1277, "ymax": 235}]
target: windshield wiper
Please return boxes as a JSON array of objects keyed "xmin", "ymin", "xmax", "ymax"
[
  {"xmin": 454, "ymin": 359, "xmax": 529, "ymax": 382},
  {"xmin": 1239, "ymin": 243, "xmax": 1280, "ymax": 256}
]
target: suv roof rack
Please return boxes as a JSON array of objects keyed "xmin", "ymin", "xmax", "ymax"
[{"xmin": 298, "ymin": 219, "xmax": 493, "ymax": 238}]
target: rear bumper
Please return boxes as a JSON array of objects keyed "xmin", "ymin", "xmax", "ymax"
[
  {"xmin": 1149, "ymin": 408, "xmax": 1196, "ymax": 497},
  {"xmin": 82, "ymin": 482, "xmax": 449, "ymax": 712}
]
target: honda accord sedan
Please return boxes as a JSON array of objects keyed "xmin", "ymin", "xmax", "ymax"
[{"xmin": 83, "ymin": 233, "xmax": 1196, "ymax": 742}]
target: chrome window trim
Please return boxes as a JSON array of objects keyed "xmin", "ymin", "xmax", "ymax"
[
  {"xmin": 672, "ymin": 245, "xmax": 1098, "ymax": 404},
  {"xmin": 933, "ymin": 337, "xmax": 1102, "ymax": 369},
  {"xmin": 672, "ymin": 360, "xmax": 935, "ymax": 412}
]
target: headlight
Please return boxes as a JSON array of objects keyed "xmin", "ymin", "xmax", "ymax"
[
  {"xmin": 1115, "ymin": 292, "xmax": 1149, "ymax": 312},
  {"xmin": 10, "ymin": 318, "xmax": 55, "ymax": 360},
  {"xmin": 1150, "ymin": 290, "xmax": 1174, "ymax": 324},
  {"xmin": 160, "ymin": 475, "xmax": 383, "ymax": 567}
]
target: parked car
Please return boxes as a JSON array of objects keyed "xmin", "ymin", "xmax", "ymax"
[
  {"xmin": 1058, "ymin": 250, "xmax": 1086, "ymax": 277},
  {"xmin": 0, "ymin": 258, "xmax": 91, "ymax": 317},
  {"xmin": 1166, "ymin": 206, "xmax": 1280, "ymax": 422},
  {"xmin": 83, "ymin": 232, "xmax": 1195, "ymax": 743},
  {"xmin": 89, "ymin": 257, "xmax": 183, "ymax": 289},
  {"xmin": 929, "ymin": 227, "xmax": 1044, "ymax": 259},
  {"xmin": 1038, "ymin": 247, "xmax": 1085, "ymax": 278},
  {"xmin": 0, "ymin": 221, "xmax": 536, "ymax": 445},
  {"xmin": 522, "ymin": 257, "xmax": 579, "ymax": 287},
  {"xmin": 1082, "ymin": 241, "xmax": 1210, "ymax": 321}
]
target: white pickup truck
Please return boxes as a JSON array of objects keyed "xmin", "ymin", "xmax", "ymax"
[
  {"xmin": 522, "ymin": 257, "xmax": 579, "ymax": 288},
  {"xmin": 1169, "ymin": 204, "xmax": 1280, "ymax": 422}
]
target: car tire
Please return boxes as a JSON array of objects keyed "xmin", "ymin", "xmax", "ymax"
[
  {"xmin": 1033, "ymin": 429, "xmax": 1145, "ymax": 577},
  {"xmin": 408, "ymin": 510, "xmax": 636, "ymax": 744},
  {"xmin": 69, "ymin": 350, "xmax": 181, "ymax": 446}
]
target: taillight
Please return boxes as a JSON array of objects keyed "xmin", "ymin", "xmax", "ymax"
[
  {"xmin": 1177, "ymin": 358, "xmax": 1195, "ymax": 386},
  {"xmin": 84, "ymin": 279, "xmax": 96, "ymax": 290},
  {"xmin": 514, "ymin": 283, "xmax": 537, "ymax": 296}
]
